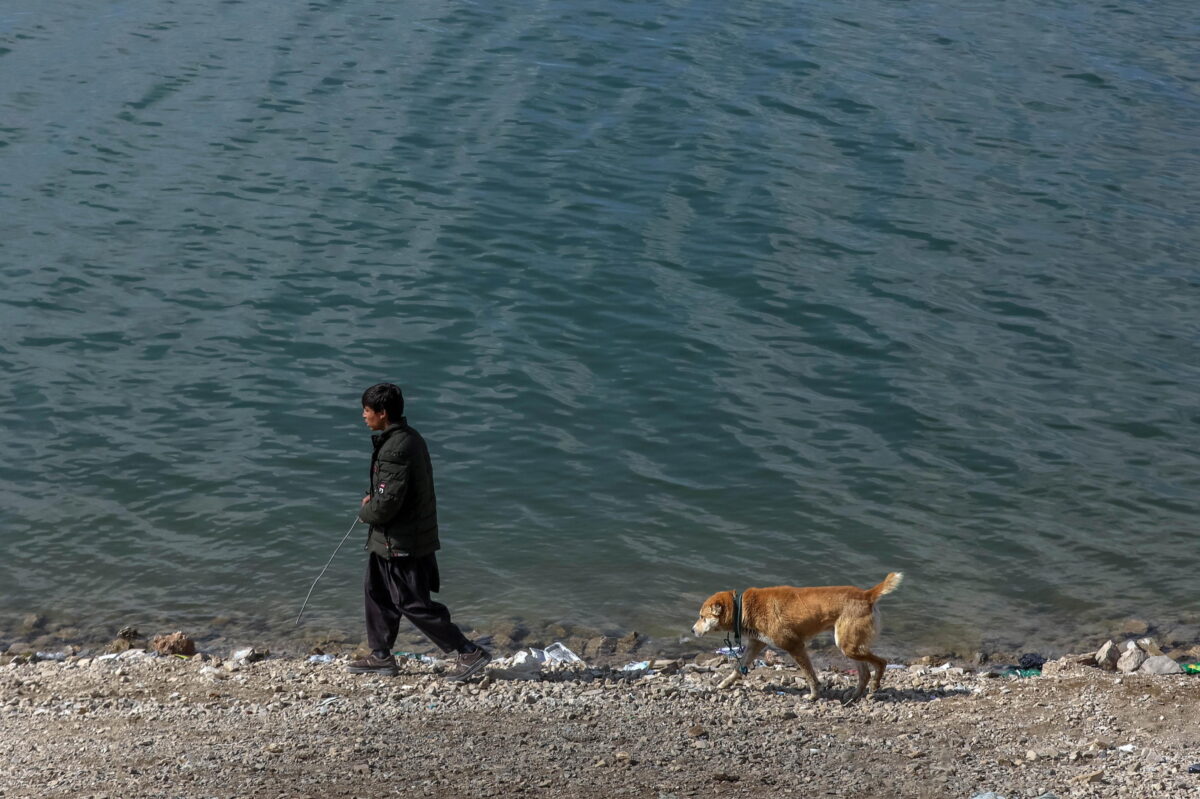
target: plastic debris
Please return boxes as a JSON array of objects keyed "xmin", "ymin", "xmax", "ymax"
[
  {"xmin": 34, "ymin": 651, "xmax": 67, "ymax": 662},
  {"xmin": 393, "ymin": 651, "xmax": 438, "ymax": 664},
  {"xmin": 1188, "ymin": 763, "xmax": 1200, "ymax": 774},
  {"xmin": 543, "ymin": 641, "xmax": 583, "ymax": 664},
  {"xmin": 970, "ymin": 792, "xmax": 1006, "ymax": 799},
  {"xmin": 307, "ymin": 654, "xmax": 335, "ymax": 664},
  {"xmin": 1183, "ymin": 663, "xmax": 1200, "ymax": 675},
  {"xmin": 621, "ymin": 660, "xmax": 651, "ymax": 672},
  {"xmin": 1017, "ymin": 653, "xmax": 1046, "ymax": 671},
  {"xmin": 1117, "ymin": 744, "xmax": 1135, "ymax": 753},
  {"xmin": 488, "ymin": 649, "xmax": 545, "ymax": 680}
]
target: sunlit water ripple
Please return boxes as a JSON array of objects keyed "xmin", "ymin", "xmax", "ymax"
[{"xmin": 1, "ymin": 0, "xmax": 1198, "ymax": 658}]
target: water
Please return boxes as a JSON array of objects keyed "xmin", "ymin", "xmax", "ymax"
[{"xmin": 2, "ymin": 0, "xmax": 1198, "ymax": 658}]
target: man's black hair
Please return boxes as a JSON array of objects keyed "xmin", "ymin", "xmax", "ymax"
[{"xmin": 362, "ymin": 382, "xmax": 404, "ymax": 420}]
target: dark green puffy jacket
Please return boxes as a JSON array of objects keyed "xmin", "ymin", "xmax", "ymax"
[{"xmin": 358, "ymin": 420, "xmax": 440, "ymax": 558}]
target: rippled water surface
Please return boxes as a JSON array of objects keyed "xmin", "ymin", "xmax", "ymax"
[{"xmin": 2, "ymin": 0, "xmax": 1198, "ymax": 656}]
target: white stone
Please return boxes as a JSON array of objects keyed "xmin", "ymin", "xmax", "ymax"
[
  {"xmin": 1139, "ymin": 655, "xmax": 1183, "ymax": 675},
  {"xmin": 1094, "ymin": 640, "xmax": 1120, "ymax": 671},
  {"xmin": 1116, "ymin": 647, "xmax": 1146, "ymax": 673}
]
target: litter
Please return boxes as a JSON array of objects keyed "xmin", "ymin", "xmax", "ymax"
[
  {"xmin": 621, "ymin": 661, "xmax": 651, "ymax": 672},
  {"xmin": 488, "ymin": 642, "xmax": 587, "ymax": 679},
  {"xmin": 543, "ymin": 642, "xmax": 583, "ymax": 664},
  {"xmin": 307, "ymin": 654, "xmax": 335, "ymax": 664},
  {"xmin": 34, "ymin": 651, "xmax": 67, "ymax": 662},
  {"xmin": 393, "ymin": 651, "xmax": 438, "ymax": 665}
]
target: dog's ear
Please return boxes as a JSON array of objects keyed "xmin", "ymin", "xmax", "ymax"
[{"xmin": 710, "ymin": 603, "xmax": 723, "ymax": 615}]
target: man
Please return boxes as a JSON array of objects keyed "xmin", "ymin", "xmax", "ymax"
[{"xmin": 346, "ymin": 382, "xmax": 491, "ymax": 681}]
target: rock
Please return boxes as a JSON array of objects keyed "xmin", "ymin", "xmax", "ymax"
[
  {"xmin": 1095, "ymin": 640, "xmax": 1121, "ymax": 671},
  {"xmin": 150, "ymin": 632, "xmax": 196, "ymax": 657},
  {"xmin": 1017, "ymin": 653, "xmax": 1046, "ymax": 670},
  {"xmin": 1042, "ymin": 655, "xmax": 1090, "ymax": 677},
  {"xmin": 19, "ymin": 613, "xmax": 46, "ymax": 635},
  {"xmin": 1139, "ymin": 655, "xmax": 1183, "ymax": 675},
  {"xmin": 686, "ymin": 725, "xmax": 707, "ymax": 739},
  {"xmin": 1119, "ymin": 619, "xmax": 1150, "ymax": 636},
  {"xmin": 232, "ymin": 647, "xmax": 268, "ymax": 663},
  {"xmin": 1116, "ymin": 645, "xmax": 1147, "ymax": 674},
  {"xmin": 108, "ymin": 627, "xmax": 148, "ymax": 653},
  {"xmin": 1135, "ymin": 637, "xmax": 1164, "ymax": 656},
  {"xmin": 616, "ymin": 631, "xmax": 642, "ymax": 655}
]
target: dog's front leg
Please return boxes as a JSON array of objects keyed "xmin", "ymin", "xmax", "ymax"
[
  {"xmin": 785, "ymin": 642, "xmax": 822, "ymax": 700},
  {"xmin": 717, "ymin": 638, "xmax": 765, "ymax": 689}
]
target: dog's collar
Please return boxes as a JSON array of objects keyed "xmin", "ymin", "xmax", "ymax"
[{"xmin": 732, "ymin": 591, "xmax": 743, "ymax": 644}]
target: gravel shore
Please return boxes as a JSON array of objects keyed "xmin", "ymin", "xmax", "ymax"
[{"xmin": 2, "ymin": 643, "xmax": 1198, "ymax": 799}]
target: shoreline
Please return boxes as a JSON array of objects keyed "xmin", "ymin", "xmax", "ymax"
[
  {"xmin": 2, "ymin": 638, "xmax": 1199, "ymax": 798},
  {"xmin": 5, "ymin": 608, "xmax": 1200, "ymax": 676}
]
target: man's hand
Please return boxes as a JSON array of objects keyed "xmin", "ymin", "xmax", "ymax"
[{"xmin": 361, "ymin": 495, "xmax": 370, "ymax": 507}]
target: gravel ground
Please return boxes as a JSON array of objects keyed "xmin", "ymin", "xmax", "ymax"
[{"xmin": 1, "ymin": 646, "xmax": 1198, "ymax": 799}]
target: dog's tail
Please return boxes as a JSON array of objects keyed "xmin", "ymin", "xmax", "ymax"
[{"xmin": 865, "ymin": 572, "xmax": 903, "ymax": 603}]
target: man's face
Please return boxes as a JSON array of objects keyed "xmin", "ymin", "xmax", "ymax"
[{"xmin": 362, "ymin": 406, "xmax": 389, "ymax": 431}]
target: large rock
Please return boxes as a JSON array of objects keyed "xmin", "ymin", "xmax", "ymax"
[
  {"xmin": 1135, "ymin": 637, "xmax": 1164, "ymax": 656},
  {"xmin": 107, "ymin": 626, "xmax": 148, "ymax": 653},
  {"xmin": 1120, "ymin": 618, "xmax": 1150, "ymax": 636},
  {"xmin": 1116, "ymin": 643, "xmax": 1147, "ymax": 673},
  {"xmin": 1094, "ymin": 640, "xmax": 1120, "ymax": 671},
  {"xmin": 151, "ymin": 631, "xmax": 196, "ymax": 656},
  {"xmin": 1139, "ymin": 655, "xmax": 1183, "ymax": 675}
]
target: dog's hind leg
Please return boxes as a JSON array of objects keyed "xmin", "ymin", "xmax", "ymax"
[{"xmin": 836, "ymin": 616, "xmax": 888, "ymax": 702}]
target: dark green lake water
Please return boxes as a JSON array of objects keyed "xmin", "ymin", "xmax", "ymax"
[{"xmin": 2, "ymin": 0, "xmax": 1198, "ymax": 658}]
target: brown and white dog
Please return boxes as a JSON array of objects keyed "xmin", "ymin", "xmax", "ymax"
[{"xmin": 691, "ymin": 572, "xmax": 903, "ymax": 702}]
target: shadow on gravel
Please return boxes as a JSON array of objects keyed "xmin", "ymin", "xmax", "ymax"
[{"xmin": 762, "ymin": 683, "xmax": 975, "ymax": 704}]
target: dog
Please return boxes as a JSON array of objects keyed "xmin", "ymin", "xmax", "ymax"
[{"xmin": 691, "ymin": 572, "xmax": 903, "ymax": 702}]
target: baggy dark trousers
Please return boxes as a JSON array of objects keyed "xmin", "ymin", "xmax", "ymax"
[{"xmin": 364, "ymin": 552, "xmax": 470, "ymax": 654}]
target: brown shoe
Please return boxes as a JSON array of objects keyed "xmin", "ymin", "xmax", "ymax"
[
  {"xmin": 445, "ymin": 647, "xmax": 491, "ymax": 682},
  {"xmin": 346, "ymin": 653, "xmax": 399, "ymax": 676}
]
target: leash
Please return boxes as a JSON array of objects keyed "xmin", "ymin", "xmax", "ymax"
[
  {"xmin": 722, "ymin": 590, "xmax": 749, "ymax": 675},
  {"xmin": 295, "ymin": 516, "xmax": 359, "ymax": 625}
]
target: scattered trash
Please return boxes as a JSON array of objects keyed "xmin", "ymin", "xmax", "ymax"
[
  {"xmin": 1017, "ymin": 653, "xmax": 1046, "ymax": 671},
  {"xmin": 393, "ymin": 651, "xmax": 438, "ymax": 665},
  {"xmin": 970, "ymin": 792, "xmax": 1006, "ymax": 799},
  {"xmin": 1183, "ymin": 663, "xmax": 1200, "ymax": 675},
  {"xmin": 1188, "ymin": 763, "xmax": 1200, "ymax": 775},
  {"xmin": 307, "ymin": 654, "xmax": 335, "ymax": 664},
  {"xmin": 715, "ymin": 646, "xmax": 744, "ymax": 657},
  {"xmin": 1117, "ymin": 744, "xmax": 1135, "ymax": 753},
  {"xmin": 34, "ymin": 651, "xmax": 67, "ymax": 662},
  {"xmin": 622, "ymin": 660, "xmax": 651, "ymax": 672},
  {"xmin": 488, "ymin": 649, "xmax": 546, "ymax": 680},
  {"xmin": 885, "ymin": 663, "xmax": 906, "ymax": 670},
  {"xmin": 930, "ymin": 663, "xmax": 953, "ymax": 672},
  {"xmin": 543, "ymin": 642, "xmax": 583, "ymax": 664}
]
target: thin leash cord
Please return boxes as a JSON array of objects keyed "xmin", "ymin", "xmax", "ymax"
[{"xmin": 295, "ymin": 517, "xmax": 359, "ymax": 625}]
